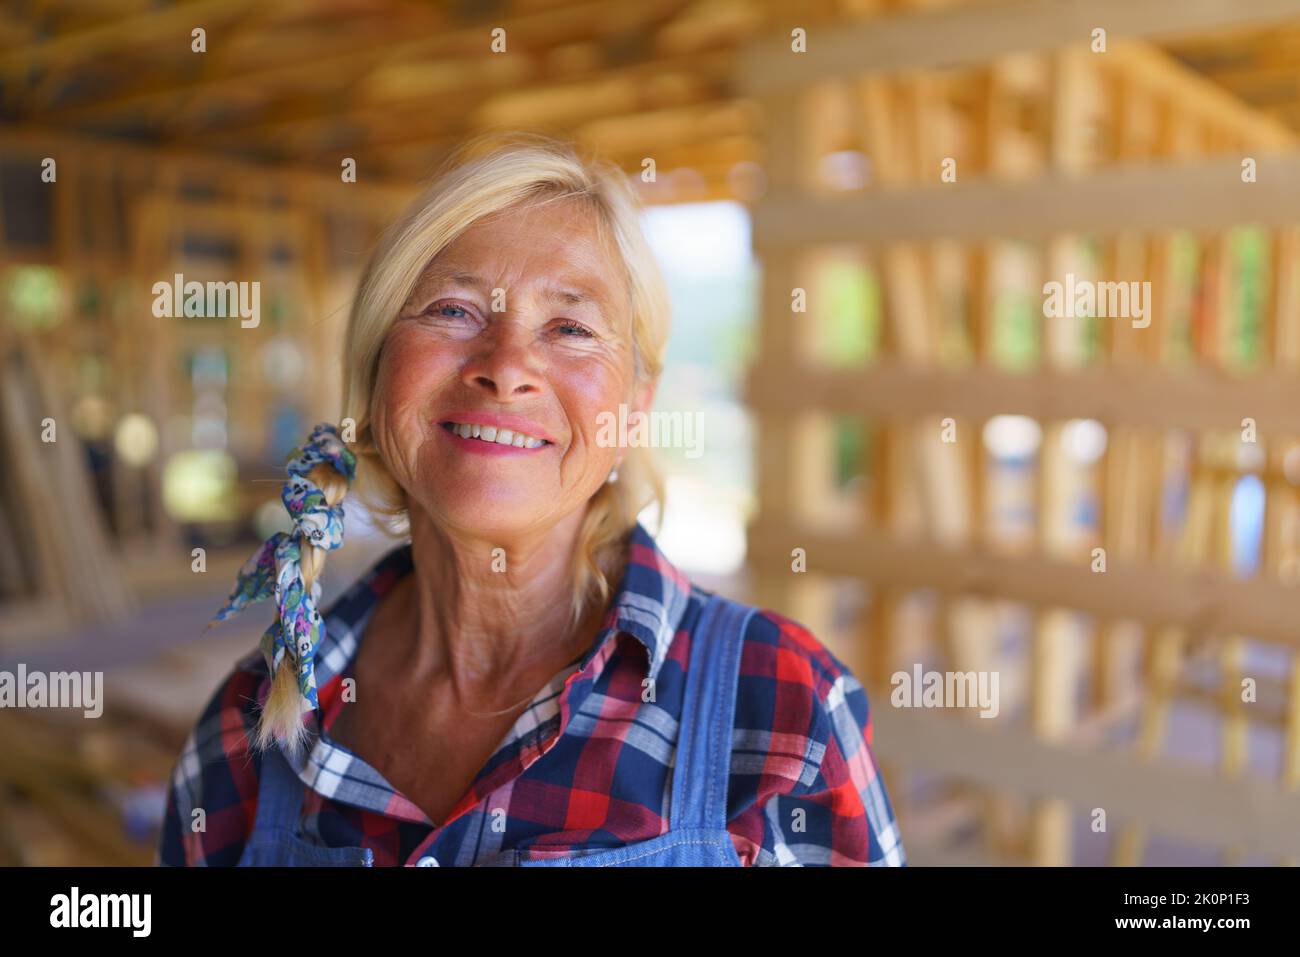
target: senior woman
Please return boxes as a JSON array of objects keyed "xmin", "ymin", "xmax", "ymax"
[{"xmin": 157, "ymin": 133, "xmax": 904, "ymax": 867}]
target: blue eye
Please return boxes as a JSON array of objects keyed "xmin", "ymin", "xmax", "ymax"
[
  {"xmin": 556, "ymin": 321, "xmax": 594, "ymax": 337},
  {"xmin": 427, "ymin": 302, "xmax": 471, "ymax": 320}
]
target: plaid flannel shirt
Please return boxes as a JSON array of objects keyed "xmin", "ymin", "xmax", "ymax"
[{"xmin": 157, "ymin": 521, "xmax": 905, "ymax": 866}]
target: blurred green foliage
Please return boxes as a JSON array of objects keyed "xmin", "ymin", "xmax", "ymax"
[{"xmin": 3, "ymin": 264, "xmax": 65, "ymax": 330}]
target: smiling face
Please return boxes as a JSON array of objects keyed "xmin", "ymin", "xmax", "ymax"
[{"xmin": 370, "ymin": 197, "xmax": 653, "ymax": 540}]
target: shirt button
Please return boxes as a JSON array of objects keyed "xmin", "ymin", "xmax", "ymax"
[{"xmin": 416, "ymin": 855, "xmax": 439, "ymax": 867}]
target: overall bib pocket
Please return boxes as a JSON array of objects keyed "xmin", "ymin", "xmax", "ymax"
[{"xmin": 236, "ymin": 745, "xmax": 374, "ymax": 867}]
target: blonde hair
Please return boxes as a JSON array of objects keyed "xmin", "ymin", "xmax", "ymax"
[
  {"xmin": 255, "ymin": 132, "xmax": 672, "ymax": 754},
  {"xmin": 255, "ymin": 462, "xmax": 349, "ymax": 760}
]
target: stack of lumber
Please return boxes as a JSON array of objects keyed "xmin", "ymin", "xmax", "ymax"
[{"xmin": 0, "ymin": 328, "xmax": 132, "ymax": 638}]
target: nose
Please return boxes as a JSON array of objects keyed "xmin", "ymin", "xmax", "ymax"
[{"xmin": 461, "ymin": 321, "xmax": 545, "ymax": 400}]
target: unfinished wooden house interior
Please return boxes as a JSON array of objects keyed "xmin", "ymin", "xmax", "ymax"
[{"xmin": 1, "ymin": 0, "xmax": 1300, "ymax": 865}]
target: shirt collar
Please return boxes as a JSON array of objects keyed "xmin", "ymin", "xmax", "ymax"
[
  {"xmin": 582, "ymin": 520, "xmax": 693, "ymax": 685},
  {"xmin": 314, "ymin": 519, "xmax": 692, "ymax": 694}
]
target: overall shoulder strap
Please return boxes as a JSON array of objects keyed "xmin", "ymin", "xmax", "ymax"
[
  {"xmin": 670, "ymin": 591, "xmax": 757, "ymax": 831},
  {"xmin": 249, "ymin": 742, "xmax": 309, "ymax": 836}
]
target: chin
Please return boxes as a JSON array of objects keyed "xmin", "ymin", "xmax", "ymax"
[{"xmin": 424, "ymin": 489, "xmax": 552, "ymax": 538}]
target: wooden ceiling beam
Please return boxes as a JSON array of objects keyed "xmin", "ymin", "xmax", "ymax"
[
  {"xmin": 415, "ymin": 158, "xmax": 743, "ymax": 206},
  {"xmin": 1161, "ymin": 21, "xmax": 1300, "ymax": 58},
  {"xmin": 162, "ymin": 1, "xmax": 317, "ymax": 136},
  {"xmin": 1185, "ymin": 58, "xmax": 1300, "ymax": 94},
  {"xmin": 1105, "ymin": 41, "xmax": 1298, "ymax": 146},
  {"xmin": 0, "ymin": 0, "xmax": 265, "ymax": 75},
  {"xmin": 1265, "ymin": 102, "xmax": 1300, "ymax": 127},
  {"xmin": 739, "ymin": 0, "xmax": 1300, "ymax": 93},
  {"xmin": 752, "ymin": 153, "xmax": 1300, "ymax": 248},
  {"xmin": 42, "ymin": 0, "xmax": 693, "ymax": 124},
  {"xmin": 0, "ymin": 9, "xmax": 34, "ymax": 49},
  {"xmin": 375, "ymin": 127, "xmax": 757, "ymax": 181},
  {"xmin": 349, "ymin": 98, "xmax": 757, "ymax": 173},
  {"xmin": 203, "ymin": 46, "xmax": 736, "ymax": 145},
  {"xmin": 575, "ymin": 99, "xmax": 759, "ymax": 154},
  {"xmin": 0, "ymin": 125, "xmax": 419, "ymax": 201}
]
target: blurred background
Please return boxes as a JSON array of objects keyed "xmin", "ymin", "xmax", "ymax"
[{"xmin": 2, "ymin": 0, "xmax": 1300, "ymax": 866}]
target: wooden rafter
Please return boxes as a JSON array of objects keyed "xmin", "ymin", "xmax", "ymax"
[{"xmin": 36, "ymin": 0, "xmax": 695, "ymax": 125}]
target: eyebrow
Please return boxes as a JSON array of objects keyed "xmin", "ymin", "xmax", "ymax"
[{"xmin": 426, "ymin": 271, "xmax": 614, "ymax": 311}]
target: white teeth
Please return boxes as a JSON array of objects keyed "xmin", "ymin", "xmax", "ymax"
[{"xmin": 446, "ymin": 421, "xmax": 547, "ymax": 447}]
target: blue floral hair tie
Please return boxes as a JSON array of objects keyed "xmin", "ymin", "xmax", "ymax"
[{"xmin": 208, "ymin": 423, "xmax": 356, "ymax": 714}]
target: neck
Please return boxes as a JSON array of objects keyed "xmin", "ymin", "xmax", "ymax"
[{"xmin": 397, "ymin": 507, "xmax": 608, "ymax": 714}]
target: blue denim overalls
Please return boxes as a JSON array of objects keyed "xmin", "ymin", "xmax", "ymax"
[
  {"xmin": 235, "ymin": 743, "xmax": 375, "ymax": 866},
  {"xmin": 237, "ymin": 592, "xmax": 754, "ymax": 867}
]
